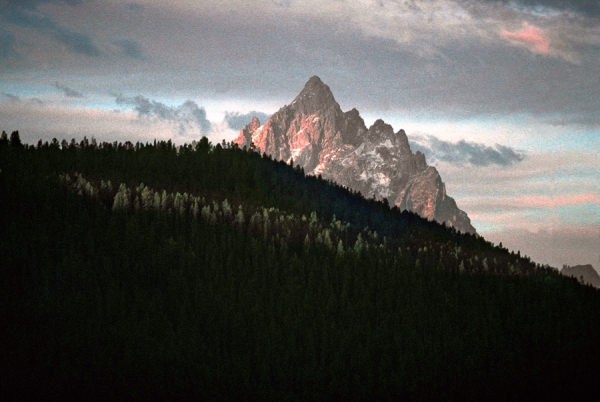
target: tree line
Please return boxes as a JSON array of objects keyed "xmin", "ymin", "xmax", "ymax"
[{"xmin": 2, "ymin": 131, "xmax": 600, "ymax": 401}]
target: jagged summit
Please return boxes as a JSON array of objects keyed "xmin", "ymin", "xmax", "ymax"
[
  {"xmin": 299, "ymin": 75, "xmax": 329, "ymax": 95},
  {"xmin": 291, "ymin": 75, "xmax": 340, "ymax": 115},
  {"xmin": 234, "ymin": 77, "xmax": 476, "ymax": 234},
  {"xmin": 248, "ymin": 116, "xmax": 261, "ymax": 129},
  {"xmin": 236, "ymin": 116, "xmax": 261, "ymax": 148}
]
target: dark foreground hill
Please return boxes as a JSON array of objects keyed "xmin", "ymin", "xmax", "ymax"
[{"xmin": 2, "ymin": 134, "xmax": 600, "ymax": 401}]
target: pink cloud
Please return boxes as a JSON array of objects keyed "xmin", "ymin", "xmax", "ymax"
[
  {"xmin": 502, "ymin": 22, "xmax": 550, "ymax": 54},
  {"xmin": 514, "ymin": 194, "xmax": 600, "ymax": 209},
  {"xmin": 461, "ymin": 193, "xmax": 600, "ymax": 215},
  {"xmin": 462, "ymin": 193, "xmax": 600, "ymax": 210}
]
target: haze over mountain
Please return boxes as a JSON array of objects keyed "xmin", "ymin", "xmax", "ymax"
[{"xmin": 235, "ymin": 76, "xmax": 476, "ymax": 234}]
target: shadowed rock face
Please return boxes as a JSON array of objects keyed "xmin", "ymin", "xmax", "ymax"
[{"xmin": 234, "ymin": 76, "xmax": 476, "ymax": 234}]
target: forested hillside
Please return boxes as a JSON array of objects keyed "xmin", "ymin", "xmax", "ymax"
[{"xmin": 2, "ymin": 132, "xmax": 600, "ymax": 401}]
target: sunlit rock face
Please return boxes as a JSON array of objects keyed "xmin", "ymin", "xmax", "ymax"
[{"xmin": 234, "ymin": 76, "xmax": 476, "ymax": 234}]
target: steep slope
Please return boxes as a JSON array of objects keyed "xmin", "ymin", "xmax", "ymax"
[{"xmin": 234, "ymin": 76, "xmax": 476, "ymax": 234}]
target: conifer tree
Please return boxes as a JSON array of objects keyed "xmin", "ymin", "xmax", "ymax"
[
  {"xmin": 337, "ymin": 240, "xmax": 345, "ymax": 256},
  {"xmin": 112, "ymin": 183, "xmax": 130, "ymax": 210}
]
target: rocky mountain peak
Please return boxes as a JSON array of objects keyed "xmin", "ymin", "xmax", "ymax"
[
  {"xmin": 396, "ymin": 129, "xmax": 411, "ymax": 152},
  {"xmin": 366, "ymin": 119, "xmax": 394, "ymax": 141},
  {"xmin": 341, "ymin": 108, "xmax": 368, "ymax": 146},
  {"xmin": 233, "ymin": 76, "xmax": 476, "ymax": 234},
  {"xmin": 414, "ymin": 151, "xmax": 427, "ymax": 171},
  {"xmin": 369, "ymin": 119, "xmax": 392, "ymax": 132},
  {"xmin": 235, "ymin": 116, "xmax": 261, "ymax": 148},
  {"xmin": 291, "ymin": 75, "xmax": 340, "ymax": 115},
  {"xmin": 248, "ymin": 116, "xmax": 261, "ymax": 131},
  {"xmin": 301, "ymin": 75, "xmax": 328, "ymax": 93}
]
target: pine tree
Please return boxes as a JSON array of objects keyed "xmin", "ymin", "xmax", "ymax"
[
  {"xmin": 354, "ymin": 233, "xmax": 366, "ymax": 253},
  {"xmin": 112, "ymin": 183, "xmax": 130, "ymax": 210},
  {"xmin": 337, "ymin": 240, "xmax": 345, "ymax": 256},
  {"xmin": 9, "ymin": 130, "xmax": 22, "ymax": 148},
  {"xmin": 154, "ymin": 191, "xmax": 162, "ymax": 211},
  {"xmin": 234, "ymin": 205, "xmax": 245, "ymax": 228}
]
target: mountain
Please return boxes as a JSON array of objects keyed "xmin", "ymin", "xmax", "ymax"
[
  {"xmin": 561, "ymin": 264, "xmax": 600, "ymax": 288},
  {"xmin": 234, "ymin": 76, "xmax": 476, "ymax": 234}
]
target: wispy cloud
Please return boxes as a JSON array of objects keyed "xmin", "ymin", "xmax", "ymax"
[
  {"xmin": 1, "ymin": 92, "xmax": 22, "ymax": 103},
  {"xmin": 463, "ymin": 193, "xmax": 600, "ymax": 211},
  {"xmin": 502, "ymin": 22, "xmax": 550, "ymax": 54},
  {"xmin": 0, "ymin": 26, "xmax": 16, "ymax": 59},
  {"xmin": 409, "ymin": 135, "xmax": 526, "ymax": 167},
  {"xmin": 546, "ymin": 114, "xmax": 600, "ymax": 128},
  {"xmin": 54, "ymin": 82, "xmax": 84, "ymax": 98},
  {"xmin": 115, "ymin": 95, "xmax": 212, "ymax": 135},
  {"xmin": 126, "ymin": 3, "xmax": 145, "ymax": 12},
  {"xmin": 481, "ymin": 0, "xmax": 600, "ymax": 18},
  {"xmin": 112, "ymin": 39, "xmax": 144, "ymax": 59},
  {"xmin": 224, "ymin": 111, "xmax": 271, "ymax": 131},
  {"xmin": 51, "ymin": 24, "xmax": 101, "ymax": 56},
  {"xmin": 2, "ymin": 0, "xmax": 101, "ymax": 57}
]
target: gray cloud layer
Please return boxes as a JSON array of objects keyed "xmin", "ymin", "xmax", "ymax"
[
  {"xmin": 2, "ymin": 0, "xmax": 101, "ymax": 57},
  {"xmin": 410, "ymin": 135, "xmax": 526, "ymax": 167},
  {"xmin": 1, "ymin": 92, "xmax": 22, "ymax": 103},
  {"xmin": 126, "ymin": 3, "xmax": 145, "ymax": 12},
  {"xmin": 111, "ymin": 39, "xmax": 144, "ymax": 59},
  {"xmin": 470, "ymin": 0, "xmax": 600, "ymax": 17},
  {"xmin": 115, "ymin": 95, "xmax": 211, "ymax": 135},
  {"xmin": 54, "ymin": 82, "xmax": 84, "ymax": 98},
  {"xmin": 224, "ymin": 111, "xmax": 271, "ymax": 131},
  {"xmin": 1, "ymin": 0, "xmax": 598, "ymax": 127}
]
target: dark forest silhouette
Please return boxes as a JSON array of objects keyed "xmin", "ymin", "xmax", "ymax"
[{"xmin": 2, "ymin": 131, "xmax": 600, "ymax": 401}]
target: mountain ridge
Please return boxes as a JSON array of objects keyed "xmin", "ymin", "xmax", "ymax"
[
  {"xmin": 234, "ymin": 76, "xmax": 476, "ymax": 234},
  {"xmin": 561, "ymin": 264, "xmax": 600, "ymax": 288}
]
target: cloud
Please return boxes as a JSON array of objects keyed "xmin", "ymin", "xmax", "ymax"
[
  {"xmin": 52, "ymin": 25, "xmax": 101, "ymax": 56},
  {"xmin": 1, "ymin": 93, "xmax": 22, "ymax": 103},
  {"xmin": 502, "ymin": 22, "xmax": 550, "ymax": 53},
  {"xmin": 54, "ymin": 82, "xmax": 84, "ymax": 98},
  {"xmin": 126, "ymin": 3, "xmax": 145, "ymax": 12},
  {"xmin": 409, "ymin": 135, "xmax": 526, "ymax": 167},
  {"xmin": 2, "ymin": 0, "xmax": 101, "ymax": 57},
  {"xmin": 472, "ymin": 0, "xmax": 600, "ymax": 18},
  {"xmin": 1, "ymin": 0, "xmax": 597, "ymax": 129},
  {"xmin": 1, "ymin": 92, "xmax": 46, "ymax": 106},
  {"xmin": 0, "ymin": 27, "xmax": 16, "ymax": 59},
  {"xmin": 115, "ymin": 95, "xmax": 212, "ymax": 135},
  {"xmin": 463, "ymin": 194, "xmax": 600, "ymax": 212},
  {"xmin": 224, "ymin": 111, "xmax": 271, "ymax": 131},
  {"xmin": 546, "ymin": 114, "xmax": 600, "ymax": 128},
  {"xmin": 112, "ymin": 39, "xmax": 144, "ymax": 59}
]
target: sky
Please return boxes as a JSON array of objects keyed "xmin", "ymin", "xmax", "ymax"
[{"xmin": 1, "ymin": 0, "xmax": 598, "ymax": 271}]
